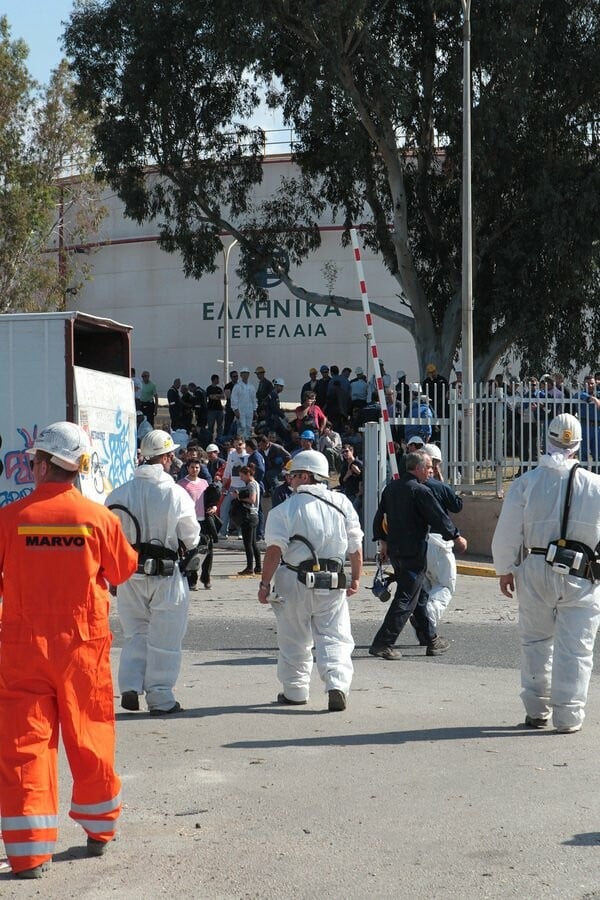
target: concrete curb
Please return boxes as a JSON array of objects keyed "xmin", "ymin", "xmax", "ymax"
[{"xmin": 457, "ymin": 561, "xmax": 496, "ymax": 577}]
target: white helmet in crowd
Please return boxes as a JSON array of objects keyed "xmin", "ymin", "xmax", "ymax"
[
  {"xmin": 140, "ymin": 430, "xmax": 179, "ymax": 459},
  {"xmin": 424, "ymin": 443, "xmax": 442, "ymax": 462},
  {"xmin": 272, "ymin": 377, "xmax": 285, "ymax": 388},
  {"xmin": 289, "ymin": 450, "xmax": 329, "ymax": 482},
  {"xmin": 28, "ymin": 421, "xmax": 91, "ymax": 472},
  {"xmin": 547, "ymin": 413, "xmax": 582, "ymax": 450}
]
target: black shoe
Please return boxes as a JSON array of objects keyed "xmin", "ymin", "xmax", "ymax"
[
  {"xmin": 121, "ymin": 690, "xmax": 139, "ymax": 711},
  {"xmin": 238, "ymin": 568, "xmax": 253, "ymax": 576},
  {"xmin": 524, "ymin": 715, "xmax": 549, "ymax": 729},
  {"xmin": 15, "ymin": 862, "xmax": 51, "ymax": 879},
  {"xmin": 328, "ymin": 689, "xmax": 347, "ymax": 712},
  {"xmin": 277, "ymin": 693, "xmax": 307, "ymax": 706},
  {"xmin": 368, "ymin": 645, "xmax": 401, "ymax": 660},
  {"xmin": 87, "ymin": 837, "xmax": 109, "ymax": 857},
  {"xmin": 409, "ymin": 614, "xmax": 428, "ymax": 646},
  {"xmin": 254, "ymin": 567, "xmax": 262, "ymax": 574},
  {"xmin": 149, "ymin": 702, "xmax": 183, "ymax": 716},
  {"xmin": 426, "ymin": 636, "xmax": 450, "ymax": 656}
]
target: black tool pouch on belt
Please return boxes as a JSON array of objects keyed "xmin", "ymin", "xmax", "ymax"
[
  {"xmin": 297, "ymin": 570, "xmax": 347, "ymax": 590},
  {"xmin": 284, "ymin": 535, "xmax": 346, "ymax": 590},
  {"xmin": 545, "ymin": 540, "xmax": 596, "ymax": 579},
  {"xmin": 137, "ymin": 543, "xmax": 178, "ymax": 576},
  {"xmin": 545, "ymin": 465, "xmax": 600, "ymax": 581}
]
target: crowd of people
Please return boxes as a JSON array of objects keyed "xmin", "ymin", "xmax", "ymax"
[
  {"xmin": 2, "ymin": 359, "xmax": 600, "ymax": 880},
  {"xmin": 133, "ymin": 364, "xmax": 600, "ymax": 484},
  {"xmin": 132, "ymin": 362, "xmax": 382, "ymax": 529}
]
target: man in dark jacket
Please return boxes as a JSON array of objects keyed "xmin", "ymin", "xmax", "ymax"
[{"xmin": 369, "ymin": 451, "xmax": 467, "ymax": 660}]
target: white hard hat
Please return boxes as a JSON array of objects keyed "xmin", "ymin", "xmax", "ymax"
[
  {"xmin": 424, "ymin": 443, "xmax": 442, "ymax": 461},
  {"xmin": 289, "ymin": 449, "xmax": 329, "ymax": 482},
  {"xmin": 272, "ymin": 377, "xmax": 285, "ymax": 387},
  {"xmin": 140, "ymin": 430, "xmax": 180, "ymax": 458},
  {"xmin": 205, "ymin": 443, "xmax": 219, "ymax": 452},
  {"xmin": 411, "ymin": 382, "xmax": 421, "ymax": 393},
  {"xmin": 28, "ymin": 421, "xmax": 91, "ymax": 472},
  {"xmin": 547, "ymin": 413, "xmax": 582, "ymax": 450}
]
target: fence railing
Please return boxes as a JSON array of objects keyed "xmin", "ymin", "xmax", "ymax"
[{"xmin": 368, "ymin": 380, "xmax": 600, "ymax": 493}]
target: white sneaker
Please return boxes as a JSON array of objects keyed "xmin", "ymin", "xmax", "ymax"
[{"xmin": 555, "ymin": 723, "xmax": 582, "ymax": 734}]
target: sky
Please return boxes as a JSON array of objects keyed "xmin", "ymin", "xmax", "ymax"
[
  {"xmin": 3, "ymin": 0, "xmax": 75, "ymax": 85},
  {"xmin": 2, "ymin": 0, "xmax": 284, "ymax": 133}
]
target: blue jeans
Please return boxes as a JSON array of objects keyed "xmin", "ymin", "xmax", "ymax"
[{"xmin": 218, "ymin": 490, "xmax": 239, "ymax": 536}]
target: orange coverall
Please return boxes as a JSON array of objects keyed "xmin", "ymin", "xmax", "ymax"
[{"xmin": 0, "ymin": 482, "xmax": 138, "ymax": 874}]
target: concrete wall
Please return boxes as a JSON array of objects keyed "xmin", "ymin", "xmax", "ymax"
[
  {"xmin": 62, "ymin": 157, "xmax": 421, "ymax": 400},
  {"xmin": 457, "ymin": 494, "xmax": 503, "ymax": 560}
]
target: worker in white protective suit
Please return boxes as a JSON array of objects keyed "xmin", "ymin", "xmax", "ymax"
[
  {"xmin": 419, "ymin": 444, "xmax": 463, "ymax": 628},
  {"xmin": 492, "ymin": 413, "xmax": 600, "ymax": 733},
  {"xmin": 230, "ymin": 366, "xmax": 257, "ymax": 439},
  {"xmin": 106, "ymin": 430, "xmax": 201, "ymax": 715},
  {"xmin": 257, "ymin": 450, "xmax": 363, "ymax": 711}
]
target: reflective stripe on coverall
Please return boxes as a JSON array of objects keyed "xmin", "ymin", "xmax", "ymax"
[
  {"xmin": 0, "ymin": 482, "xmax": 137, "ymax": 873},
  {"xmin": 492, "ymin": 456, "xmax": 600, "ymax": 730},
  {"xmin": 265, "ymin": 484, "xmax": 363, "ymax": 702}
]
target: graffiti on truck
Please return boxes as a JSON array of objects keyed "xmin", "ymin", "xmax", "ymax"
[
  {"xmin": 0, "ymin": 412, "xmax": 135, "ymax": 507},
  {"xmin": 0, "ymin": 426, "xmax": 37, "ymax": 507},
  {"xmin": 85, "ymin": 409, "xmax": 135, "ymax": 496}
]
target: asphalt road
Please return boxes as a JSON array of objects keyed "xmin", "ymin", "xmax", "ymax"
[
  {"xmin": 110, "ymin": 614, "xmax": 520, "ymax": 669},
  {"xmin": 8, "ymin": 553, "xmax": 600, "ymax": 899}
]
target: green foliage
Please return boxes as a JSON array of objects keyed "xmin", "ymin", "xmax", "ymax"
[
  {"xmin": 0, "ymin": 18, "xmax": 104, "ymax": 313},
  {"xmin": 64, "ymin": 0, "xmax": 600, "ymax": 378}
]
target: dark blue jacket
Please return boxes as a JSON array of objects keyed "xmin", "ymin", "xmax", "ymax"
[
  {"xmin": 373, "ymin": 473, "xmax": 460, "ymax": 560},
  {"xmin": 426, "ymin": 478, "xmax": 463, "ymax": 517}
]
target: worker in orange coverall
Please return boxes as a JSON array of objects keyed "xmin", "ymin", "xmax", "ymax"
[{"xmin": 0, "ymin": 422, "xmax": 138, "ymax": 880}]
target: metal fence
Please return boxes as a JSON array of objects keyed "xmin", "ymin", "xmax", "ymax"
[{"xmin": 369, "ymin": 380, "xmax": 600, "ymax": 492}]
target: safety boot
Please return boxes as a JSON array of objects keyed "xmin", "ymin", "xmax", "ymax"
[
  {"xmin": 121, "ymin": 690, "xmax": 139, "ymax": 711},
  {"xmin": 328, "ymin": 690, "xmax": 347, "ymax": 712},
  {"xmin": 15, "ymin": 862, "xmax": 51, "ymax": 879},
  {"xmin": 524, "ymin": 715, "xmax": 548, "ymax": 729},
  {"xmin": 426, "ymin": 636, "xmax": 450, "ymax": 656},
  {"xmin": 369, "ymin": 645, "xmax": 401, "ymax": 660},
  {"xmin": 87, "ymin": 837, "xmax": 109, "ymax": 857}
]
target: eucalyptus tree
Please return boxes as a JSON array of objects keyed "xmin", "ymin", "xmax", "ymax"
[{"xmin": 65, "ymin": 0, "xmax": 600, "ymax": 378}]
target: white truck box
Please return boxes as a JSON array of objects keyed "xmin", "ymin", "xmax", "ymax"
[{"xmin": 0, "ymin": 311, "xmax": 136, "ymax": 507}]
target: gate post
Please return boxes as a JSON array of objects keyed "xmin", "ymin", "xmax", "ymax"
[{"xmin": 362, "ymin": 421, "xmax": 382, "ymax": 560}]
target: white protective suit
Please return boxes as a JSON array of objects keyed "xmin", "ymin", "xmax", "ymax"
[
  {"xmin": 424, "ymin": 533, "xmax": 457, "ymax": 626},
  {"xmin": 230, "ymin": 380, "xmax": 257, "ymax": 439},
  {"xmin": 106, "ymin": 465, "xmax": 200, "ymax": 712},
  {"xmin": 492, "ymin": 455, "xmax": 600, "ymax": 730},
  {"xmin": 265, "ymin": 483, "xmax": 363, "ymax": 702}
]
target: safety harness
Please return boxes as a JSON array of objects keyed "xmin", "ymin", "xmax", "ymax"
[
  {"xmin": 107, "ymin": 503, "xmax": 206, "ymax": 577},
  {"xmin": 528, "ymin": 465, "xmax": 600, "ymax": 582},
  {"xmin": 281, "ymin": 491, "xmax": 347, "ymax": 590}
]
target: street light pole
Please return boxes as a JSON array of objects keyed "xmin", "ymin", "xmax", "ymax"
[
  {"xmin": 222, "ymin": 237, "xmax": 238, "ymax": 387},
  {"xmin": 461, "ymin": 0, "xmax": 475, "ymax": 486}
]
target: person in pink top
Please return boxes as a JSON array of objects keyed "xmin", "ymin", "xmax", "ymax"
[{"xmin": 179, "ymin": 460, "xmax": 216, "ymax": 590}]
